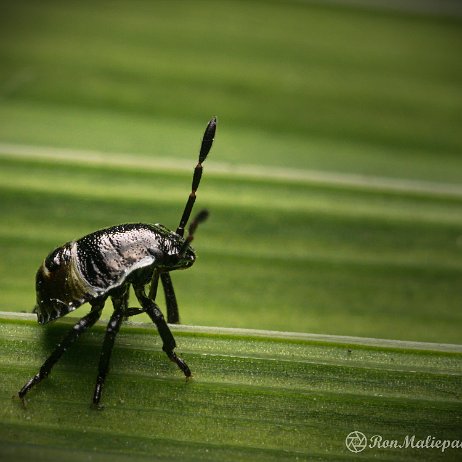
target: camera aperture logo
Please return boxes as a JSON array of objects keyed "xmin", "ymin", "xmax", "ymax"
[
  {"xmin": 345, "ymin": 431, "xmax": 462, "ymax": 454},
  {"xmin": 345, "ymin": 431, "xmax": 367, "ymax": 453}
]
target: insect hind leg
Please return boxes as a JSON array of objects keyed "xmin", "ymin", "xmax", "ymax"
[{"xmin": 18, "ymin": 301, "xmax": 105, "ymax": 403}]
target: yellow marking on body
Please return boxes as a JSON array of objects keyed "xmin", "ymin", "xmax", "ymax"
[{"xmin": 41, "ymin": 261, "xmax": 51, "ymax": 278}]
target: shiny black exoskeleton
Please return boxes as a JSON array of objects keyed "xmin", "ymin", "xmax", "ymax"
[{"xmin": 18, "ymin": 117, "xmax": 217, "ymax": 407}]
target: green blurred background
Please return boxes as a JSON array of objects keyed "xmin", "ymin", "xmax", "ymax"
[{"xmin": 0, "ymin": 0, "xmax": 461, "ymax": 343}]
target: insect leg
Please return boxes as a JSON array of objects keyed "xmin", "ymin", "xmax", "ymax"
[
  {"xmin": 18, "ymin": 302, "xmax": 104, "ymax": 401},
  {"xmin": 125, "ymin": 307, "xmax": 145, "ymax": 317},
  {"xmin": 160, "ymin": 272, "xmax": 180, "ymax": 324},
  {"xmin": 148, "ymin": 269, "xmax": 159, "ymax": 300},
  {"xmin": 149, "ymin": 270, "xmax": 181, "ymax": 324},
  {"xmin": 134, "ymin": 285, "xmax": 191, "ymax": 377},
  {"xmin": 92, "ymin": 309, "xmax": 124, "ymax": 406},
  {"xmin": 92, "ymin": 289, "xmax": 127, "ymax": 406}
]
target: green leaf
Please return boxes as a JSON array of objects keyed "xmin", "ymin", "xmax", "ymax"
[{"xmin": 0, "ymin": 312, "xmax": 461, "ymax": 461}]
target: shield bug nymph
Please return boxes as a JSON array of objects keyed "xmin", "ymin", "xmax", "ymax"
[{"xmin": 18, "ymin": 117, "xmax": 217, "ymax": 407}]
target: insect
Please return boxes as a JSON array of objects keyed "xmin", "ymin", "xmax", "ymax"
[{"xmin": 18, "ymin": 117, "xmax": 217, "ymax": 407}]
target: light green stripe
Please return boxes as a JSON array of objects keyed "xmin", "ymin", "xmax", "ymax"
[{"xmin": 1, "ymin": 143, "xmax": 462, "ymax": 197}]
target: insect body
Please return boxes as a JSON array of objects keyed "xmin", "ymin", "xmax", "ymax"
[
  {"xmin": 18, "ymin": 117, "xmax": 217, "ymax": 407},
  {"xmin": 35, "ymin": 223, "xmax": 196, "ymax": 325}
]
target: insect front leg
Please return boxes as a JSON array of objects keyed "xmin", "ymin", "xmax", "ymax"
[
  {"xmin": 149, "ymin": 270, "xmax": 181, "ymax": 324},
  {"xmin": 18, "ymin": 300, "xmax": 105, "ymax": 403},
  {"xmin": 134, "ymin": 284, "xmax": 191, "ymax": 377},
  {"xmin": 160, "ymin": 272, "xmax": 180, "ymax": 324}
]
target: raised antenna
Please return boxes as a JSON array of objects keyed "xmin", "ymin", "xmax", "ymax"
[{"xmin": 176, "ymin": 116, "xmax": 217, "ymax": 236}]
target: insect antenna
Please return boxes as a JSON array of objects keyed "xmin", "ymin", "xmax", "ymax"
[
  {"xmin": 179, "ymin": 209, "xmax": 209, "ymax": 256},
  {"xmin": 176, "ymin": 116, "xmax": 217, "ymax": 237}
]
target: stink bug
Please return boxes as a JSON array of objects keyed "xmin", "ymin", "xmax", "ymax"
[{"xmin": 18, "ymin": 117, "xmax": 217, "ymax": 407}]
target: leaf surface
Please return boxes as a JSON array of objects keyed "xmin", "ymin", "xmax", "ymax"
[{"xmin": 0, "ymin": 313, "xmax": 460, "ymax": 461}]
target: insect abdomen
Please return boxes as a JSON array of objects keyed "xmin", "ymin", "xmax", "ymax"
[{"xmin": 34, "ymin": 242, "xmax": 97, "ymax": 324}]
